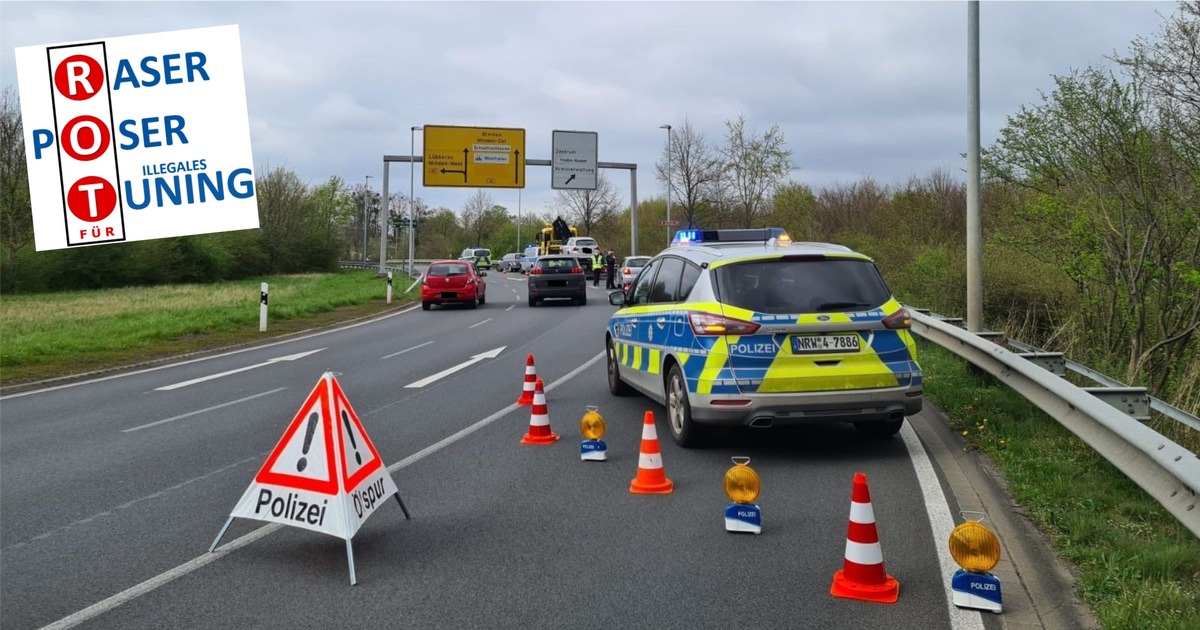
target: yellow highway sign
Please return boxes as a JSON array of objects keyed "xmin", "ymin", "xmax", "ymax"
[{"xmin": 423, "ymin": 125, "xmax": 526, "ymax": 188}]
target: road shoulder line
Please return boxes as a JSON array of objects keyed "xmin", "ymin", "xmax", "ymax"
[{"xmin": 908, "ymin": 407, "xmax": 1100, "ymax": 630}]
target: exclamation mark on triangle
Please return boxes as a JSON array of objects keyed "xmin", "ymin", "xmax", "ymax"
[
  {"xmin": 297, "ymin": 412, "xmax": 318, "ymax": 472},
  {"xmin": 342, "ymin": 410, "xmax": 362, "ymax": 465}
]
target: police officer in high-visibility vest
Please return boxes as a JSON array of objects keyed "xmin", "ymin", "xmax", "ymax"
[{"xmin": 592, "ymin": 252, "xmax": 604, "ymax": 286}]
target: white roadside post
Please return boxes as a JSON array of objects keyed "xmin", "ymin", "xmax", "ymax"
[
  {"xmin": 259, "ymin": 282, "xmax": 268, "ymax": 332},
  {"xmin": 387, "ymin": 271, "xmax": 393, "ymax": 304}
]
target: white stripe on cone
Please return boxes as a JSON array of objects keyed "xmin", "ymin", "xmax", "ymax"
[
  {"xmin": 843, "ymin": 539, "xmax": 884, "ymax": 565},
  {"xmin": 849, "ymin": 501, "xmax": 875, "ymax": 524},
  {"xmin": 638, "ymin": 453, "xmax": 663, "ymax": 469},
  {"xmin": 641, "ymin": 423, "xmax": 658, "ymax": 440},
  {"xmin": 529, "ymin": 412, "xmax": 549, "ymax": 427}
]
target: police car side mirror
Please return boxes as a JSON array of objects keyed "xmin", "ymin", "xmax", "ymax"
[{"xmin": 609, "ymin": 291, "xmax": 625, "ymax": 306}]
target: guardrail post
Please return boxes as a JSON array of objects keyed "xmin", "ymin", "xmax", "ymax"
[
  {"xmin": 1083, "ymin": 387, "xmax": 1152, "ymax": 422},
  {"xmin": 1017, "ymin": 352, "xmax": 1067, "ymax": 376},
  {"xmin": 387, "ymin": 272, "xmax": 393, "ymax": 304},
  {"xmin": 259, "ymin": 282, "xmax": 268, "ymax": 332}
]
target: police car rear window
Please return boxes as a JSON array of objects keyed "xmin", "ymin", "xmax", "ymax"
[{"xmin": 713, "ymin": 259, "xmax": 891, "ymax": 314}]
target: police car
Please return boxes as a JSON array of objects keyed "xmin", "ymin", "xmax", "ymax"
[
  {"xmin": 459, "ymin": 248, "xmax": 492, "ymax": 270},
  {"xmin": 605, "ymin": 228, "xmax": 922, "ymax": 446}
]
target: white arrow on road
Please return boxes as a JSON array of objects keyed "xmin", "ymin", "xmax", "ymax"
[
  {"xmin": 155, "ymin": 349, "xmax": 326, "ymax": 391},
  {"xmin": 404, "ymin": 346, "xmax": 506, "ymax": 388}
]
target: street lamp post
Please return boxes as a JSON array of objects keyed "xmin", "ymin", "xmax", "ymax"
[
  {"xmin": 660, "ymin": 124, "xmax": 672, "ymax": 247},
  {"xmin": 363, "ymin": 174, "xmax": 372, "ymax": 263},
  {"xmin": 410, "ymin": 126, "xmax": 422, "ymax": 275}
]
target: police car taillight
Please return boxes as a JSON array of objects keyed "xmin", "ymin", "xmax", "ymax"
[
  {"xmin": 688, "ymin": 312, "xmax": 761, "ymax": 336},
  {"xmin": 882, "ymin": 308, "xmax": 912, "ymax": 330}
]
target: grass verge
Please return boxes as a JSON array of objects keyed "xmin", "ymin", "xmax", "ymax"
[
  {"xmin": 0, "ymin": 271, "xmax": 416, "ymax": 386},
  {"xmin": 918, "ymin": 340, "xmax": 1200, "ymax": 630}
]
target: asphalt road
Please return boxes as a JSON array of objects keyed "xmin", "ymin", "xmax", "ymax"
[{"xmin": 1, "ymin": 272, "xmax": 1001, "ymax": 630}]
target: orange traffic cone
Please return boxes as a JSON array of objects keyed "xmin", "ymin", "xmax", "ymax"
[
  {"xmin": 521, "ymin": 378, "xmax": 559, "ymax": 445},
  {"xmin": 831, "ymin": 472, "xmax": 899, "ymax": 603},
  {"xmin": 630, "ymin": 411, "xmax": 673, "ymax": 494},
  {"xmin": 516, "ymin": 354, "xmax": 538, "ymax": 406}
]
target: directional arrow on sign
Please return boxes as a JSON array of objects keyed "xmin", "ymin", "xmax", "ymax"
[
  {"xmin": 513, "ymin": 150, "xmax": 521, "ymax": 184},
  {"xmin": 155, "ymin": 348, "xmax": 326, "ymax": 391},
  {"xmin": 440, "ymin": 148, "xmax": 469, "ymax": 181},
  {"xmin": 404, "ymin": 346, "xmax": 506, "ymax": 388},
  {"xmin": 564, "ymin": 174, "xmax": 576, "ymax": 186}
]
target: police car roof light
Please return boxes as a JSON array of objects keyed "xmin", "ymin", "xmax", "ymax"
[{"xmin": 672, "ymin": 228, "xmax": 789, "ymax": 245}]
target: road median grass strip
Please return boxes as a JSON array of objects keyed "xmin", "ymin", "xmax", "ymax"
[
  {"xmin": 918, "ymin": 341, "xmax": 1200, "ymax": 630},
  {"xmin": 0, "ymin": 271, "xmax": 413, "ymax": 386}
]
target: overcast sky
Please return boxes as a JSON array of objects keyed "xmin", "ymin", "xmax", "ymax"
[{"xmin": 1, "ymin": 1, "xmax": 1175, "ymax": 219}]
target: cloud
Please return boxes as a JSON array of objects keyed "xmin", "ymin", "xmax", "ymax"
[{"xmin": 1, "ymin": 0, "xmax": 1173, "ymax": 218}]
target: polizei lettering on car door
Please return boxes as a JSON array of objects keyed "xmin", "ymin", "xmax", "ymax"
[
  {"xmin": 352, "ymin": 477, "xmax": 387, "ymax": 519},
  {"xmin": 255, "ymin": 488, "xmax": 328, "ymax": 526}
]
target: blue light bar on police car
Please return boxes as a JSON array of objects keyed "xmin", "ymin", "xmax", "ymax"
[{"xmin": 673, "ymin": 228, "xmax": 790, "ymax": 244}]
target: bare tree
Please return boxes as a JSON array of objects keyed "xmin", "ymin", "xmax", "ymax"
[
  {"xmin": 552, "ymin": 172, "xmax": 622, "ymax": 234},
  {"xmin": 460, "ymin": 189, "xmax": 496, "ymax": 246},
  {"xmin": 720, "ymin": 113, "xmax": 794, "ymax": 226},
  {"xmin": 656, "ymin": 118, "xmax": 721, "ymax": 227},
  {"xmin": 1114, "ymin": 1, "xmax": 1200, "ymax": 116},
  {"xmin": 0, "ymin": 86, "xmax": 33, "ymax": 268}
]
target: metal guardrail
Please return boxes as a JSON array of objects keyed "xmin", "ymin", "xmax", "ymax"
[
  {"xmin": 1006, "ymin": 339, "xmax": 1200, "ymax": 433},
  {"xmin": 338, "ymin": 261, "xmax": 423, "ymax": 280},
  {"xmin": 908, "ymin": 309, "xmax": 1200, "ymax": 538}
]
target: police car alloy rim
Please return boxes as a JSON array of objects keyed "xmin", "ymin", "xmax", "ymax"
[
  {"xmin": 607, "ymin": 343, "xmax": 619, "ymax": 388},
  {"xmin": 668, "ymin": 372, "xmax": 685, "ymax": 433}
]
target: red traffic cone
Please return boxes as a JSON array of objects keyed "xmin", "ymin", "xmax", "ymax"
[
  {"xmin": 521, "ymin": 378, "xmax": 559, "ymax": 445},
  {"xmin": 630, "ymin": 411, "xmax": 673, "ymax": 494},
  {"xmin": 516, "ymin": 354, "xmax": 538, "ymax": 406},
  {"xmin": 831, "ymin": 472, "xmax": 899, "ymax": 603}
]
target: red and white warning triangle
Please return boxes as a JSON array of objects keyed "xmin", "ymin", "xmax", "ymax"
[{"xmin": 224, "ymin": 372, "xmax": 400, "ymax": 540}]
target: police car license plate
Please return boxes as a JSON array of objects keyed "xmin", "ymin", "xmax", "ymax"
[{"xmin": 791, "ymin": 334, "xmax": 859, "ymax": 354}]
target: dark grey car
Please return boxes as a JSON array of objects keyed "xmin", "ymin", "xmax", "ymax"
[{"xmin": 528, "ymin": 255, "xmax": 586, "ymax": 306}]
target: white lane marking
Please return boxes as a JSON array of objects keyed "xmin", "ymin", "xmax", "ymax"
[
  {"xmin": 4, "ymin": 305, "xmax": 422, "ymax": 400},
  {"xmin": 900, "ymin": 423, "xmax": 986, "ymax": 630},
  {"xmin": 154, "ymin": 349, "xmax": 325, "ymax": 391},
  {"xmin": 505, "ymin": 305, "xmax": 514, "ymax": 312},
  {"xmin": 123, "ymin": 388, "xmax": 287, "ymax": 433},
  {"xmin": 380, "ymin": 340, "xmax": 434, "ymax": 360},
  {"xmin": 38, "ymin": 351, "xmax": 605, "ymax": 630},
  {"xmin": 8, "ymin": 452, "xmax": 266, "ymax": 552},
  {"xmin": 468, "ymin": 318, "xmax": 492, "ymax": 329},
  {"xmin": 403, "ymin": 346, "xmax": 506, "ymax": 388}
]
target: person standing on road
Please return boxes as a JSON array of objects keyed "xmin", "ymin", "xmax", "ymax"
[
  {"xmin": 605, "ymin": 250, "xmax": 618, "ymax": 289},
  {"xmin": 592, "ymin": 251, "xmax": 604, "ymax": 286}
]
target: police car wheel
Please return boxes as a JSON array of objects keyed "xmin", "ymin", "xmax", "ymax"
[
  {"xmin": 667, "ymin": 364, "xmax": 706, "ymax": 447},
  {"xmin": 606, "ymin": 339, "xmax": 634, "ymax": 396},
  {"xmin": 853, "ymin": 417, "xmax": 904, "ymax": 438}
]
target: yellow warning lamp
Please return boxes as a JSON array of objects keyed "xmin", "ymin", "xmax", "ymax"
[
  {"xmin": 580, "ymin": 405, "xmax": 606, "ymax": 440},
  {"xmin": 949, "ymin": 516, "xmax": 1001, "ymax": 573},
  {"xmin": 723, "ymin": 456, "xmax": 761, "ymax": 504}
]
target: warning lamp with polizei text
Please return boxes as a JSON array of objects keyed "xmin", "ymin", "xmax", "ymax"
[{"xmin": 15, "ymin": 25, "xmax": 259, "ymax": 251}]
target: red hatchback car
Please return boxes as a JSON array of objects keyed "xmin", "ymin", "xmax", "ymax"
[{"xmin": 421, "ymin": 260, "xmax": 487, "ymax": 310}]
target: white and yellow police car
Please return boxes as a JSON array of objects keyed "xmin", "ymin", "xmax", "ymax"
[{"xmin": 606, "ymin": 228, "xmax": 922, "ymax": 446}]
